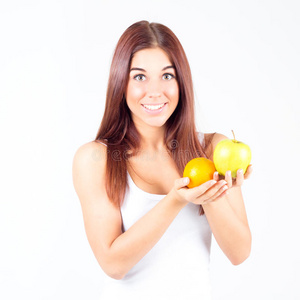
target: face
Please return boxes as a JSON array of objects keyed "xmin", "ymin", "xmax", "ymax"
[{"xmin": 125, "ymin": 47, "xmax": 179, "ymax": 130}]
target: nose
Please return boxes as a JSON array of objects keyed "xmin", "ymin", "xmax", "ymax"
[
  {"xmin": 149, "ymin": 92, "xmax": 161, "ymax": 98},
  {"xmin": 147, "ymin": 80, "xmax": 162, "ymax": 98}
]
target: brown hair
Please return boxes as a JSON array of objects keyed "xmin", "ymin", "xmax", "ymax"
[{"xmin": 95, "ymin": 20, "xmax": 210, "ymax": 212}]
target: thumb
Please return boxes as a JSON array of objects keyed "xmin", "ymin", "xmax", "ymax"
[{"xmin": 174, "ymin": 177, "xmax": 190, "ymax": 190}]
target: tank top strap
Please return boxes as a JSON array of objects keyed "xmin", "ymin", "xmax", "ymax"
[
  {"xmin": 95, "ymin": 139, "xmax": 108, "ymax": 147},
  {"xmin": 197, "ymin": 132, "xmax": 205, "ymax": 148}
]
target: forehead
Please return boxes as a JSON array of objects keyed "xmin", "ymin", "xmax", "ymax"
[{"xmin": 130, "ymin": 47, "xmax": 172, "ymax": 68}]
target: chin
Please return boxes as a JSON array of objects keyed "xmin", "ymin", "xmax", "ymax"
[
  {"xmin": 146, "ymin": 119, "xmax": 168, "ymax": 128},
  {"xmin": 132, "ymin": 114, "xmax": 169, "ymax": 129}
]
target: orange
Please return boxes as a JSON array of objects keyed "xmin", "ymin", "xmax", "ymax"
[{"xmin": 183, "ymin": 157, "xmax": 216, "ymax": 188}]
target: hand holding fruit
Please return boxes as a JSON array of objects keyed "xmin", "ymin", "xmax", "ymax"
[
  {"xmin": 178, "ymin": 131, "xmax": 252, "ymax": 203},
  {"xmin": 171, "ymin": 177, "xmax": 229, "ymax": 206},
  {"xmin": 172, "ymin": 157, "xmax": 228, "ymax": 205},
  {"xmin": 213, "ymin": 130, "xmax": 252, "ymax": 188},
  {"xmin": 213, "ymin": 165, "xmax": 253, "ymax": 189}
]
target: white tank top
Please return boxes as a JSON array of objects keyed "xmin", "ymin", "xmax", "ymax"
[{"xmin": 99, "ymin": 133, "xmax": 213, "ymax": 299}]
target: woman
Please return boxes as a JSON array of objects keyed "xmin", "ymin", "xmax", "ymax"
[{"xmin": 72, "ymin": 20, "xmax": 252, "ymax": 299}]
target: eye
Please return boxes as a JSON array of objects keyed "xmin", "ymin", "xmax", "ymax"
[
  {"xmin": 134, "ymin": 74, "xmax": 146, "ymax": 82},
  {"xmin": 162, "ymin": 73, "xmax": 175, "ymax": 80}
]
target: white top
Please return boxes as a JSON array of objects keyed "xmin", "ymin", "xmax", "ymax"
[{"xmin": 99, "ymin": 133, "xmax": 213, "ymax": 299}]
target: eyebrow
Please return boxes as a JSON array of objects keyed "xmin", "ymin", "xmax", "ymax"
[
  {"xmin": 129, "ymin": 65, "xmax": 175, "ymax": 72},
  {"xmin": 163, "ymin": 65, "xmax": 175, "ymax": 71}
]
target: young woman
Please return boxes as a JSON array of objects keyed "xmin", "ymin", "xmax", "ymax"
[{"xmin": 72, "ymin": 20, "xmax": 252, "ymax": 299}]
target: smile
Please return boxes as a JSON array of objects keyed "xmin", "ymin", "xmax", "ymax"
[{"xmin": 141, "ymin": 103, "xmax": 167, "ymax": 111}]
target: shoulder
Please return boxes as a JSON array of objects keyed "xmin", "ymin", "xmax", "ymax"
[
  {"xmin": 210, "ymin": 132, "xmax": 229, "ymax": 147},
  {"xmin": 73, "ymin": 140, "xmax": 107, "ymax": 168},
  {"xmin": 204, "ymin": 132, "xmax": 229, "ymax": 160},
  {"xmin": 72, "ymin": 141, "xmax": 107, "ymax": 196}
]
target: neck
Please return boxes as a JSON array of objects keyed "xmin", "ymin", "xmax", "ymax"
[{"xmin": 136, "ymin": 124, "xmax": 166, "ymax": 152}]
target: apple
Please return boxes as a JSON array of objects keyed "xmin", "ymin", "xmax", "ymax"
[{"xmin": 213, "ymin": 131, "xmax": 251, "ymax": 178}]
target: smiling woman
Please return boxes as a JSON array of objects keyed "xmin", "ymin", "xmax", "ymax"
[
  {"xmin": 92, "ymin": 20, "xmax": 206, "ymax": 208},
  {"xmin": 72, "ymin": 20, "xmax": 252, "ymax": 300}
]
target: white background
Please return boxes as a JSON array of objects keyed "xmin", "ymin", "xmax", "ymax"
[{"xmin": 1, "ymin": 1, "xmax": 299, "ymax": 299}]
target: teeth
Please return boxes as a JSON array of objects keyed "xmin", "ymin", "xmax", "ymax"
[{"xmin": 143, "ymin": 103, "xmax": 165, "ymax": 110}]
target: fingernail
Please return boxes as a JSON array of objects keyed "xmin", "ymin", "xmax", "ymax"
[{"xmin": 184, "ymin": 178, "xmax": 189, "ymax": 185}]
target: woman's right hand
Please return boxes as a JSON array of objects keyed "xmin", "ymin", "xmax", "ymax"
[{"xmin": 171, "ymin": 177, "xmax": 229, "ymax": 206}]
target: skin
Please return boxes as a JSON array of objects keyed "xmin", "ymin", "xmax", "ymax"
[{"xmin": 72, "ymin": 47, "xmax": 253, "ymax": 280}]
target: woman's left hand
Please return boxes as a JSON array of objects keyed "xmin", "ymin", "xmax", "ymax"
[{"xmin": 213, "ymin": 164, "xmax": 253, "ymax": 188}]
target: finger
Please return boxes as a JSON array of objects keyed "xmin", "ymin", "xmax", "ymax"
[
  {"xmin": 174, "ymin": 177, "xmax": 190, "ymax": 190},
  {"xmin": 225, "ymin": 170, "xmax": 232, "ymax": 188},
  {"xmin": 188, "ymin": 179, "xmax": 217, "ymax": 199},
  {"xmin": 213, "ymin": 172, "xmax": 219, "ymax": 181},
  {"xmin": 209, "ymin": 183, "xmax": 229, "ymax": 201},
  {"xmin": 198, "ymin": 180, "xmax": 227, "ymax": 200},
  {"xmin": 236, "ymin": 169, "xmax": 244, "ymax": 186},
  {"xmin": 244, "ymin": 164, "xmax": 253, "ymax": 179}
]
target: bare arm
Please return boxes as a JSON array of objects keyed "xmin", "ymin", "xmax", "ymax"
[
  {"xmin": 72, "ymin": 141, "xmax": 227, "ymax": 279},
  {"xmin": 202, "ymin": 133, "xmax": 252, "ymax": 265}
]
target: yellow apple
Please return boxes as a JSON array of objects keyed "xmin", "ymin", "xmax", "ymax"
[{"xmin": 213, "ymin": 131, "xmax": 251, "ymax": 178}]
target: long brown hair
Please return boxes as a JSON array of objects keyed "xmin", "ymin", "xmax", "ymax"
[{"xmin": 95, "ymin": 20, "xmax": 209, "ymax": 210}]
